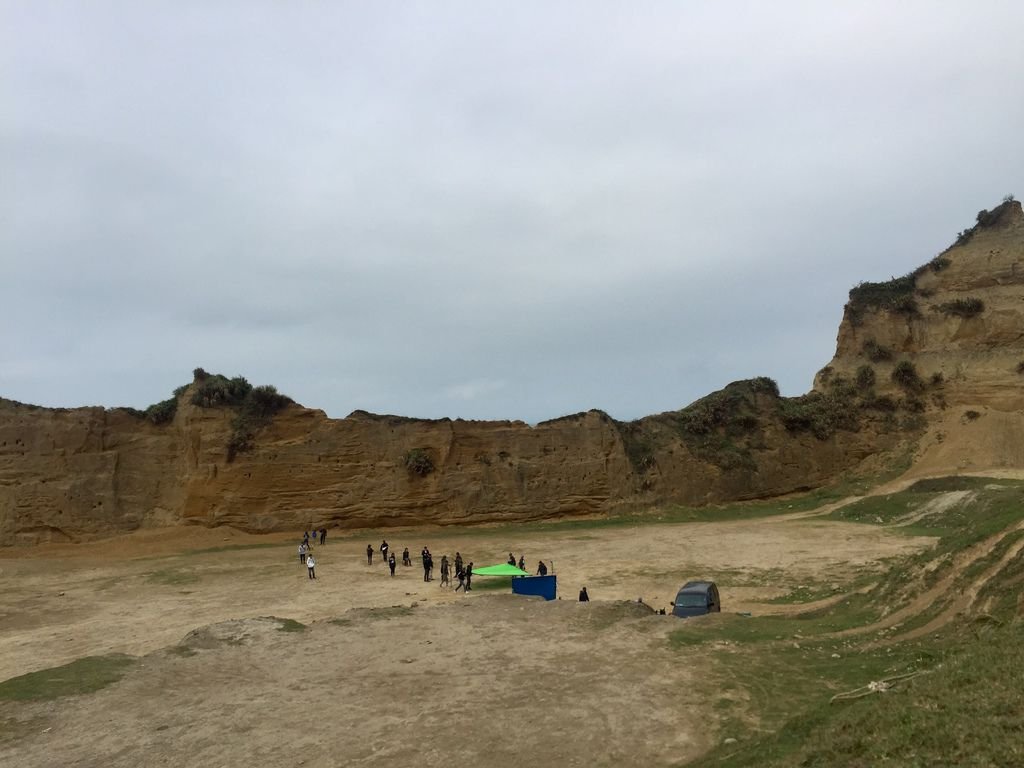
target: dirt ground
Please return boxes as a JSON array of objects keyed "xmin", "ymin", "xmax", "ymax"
[{"xmin": 0, "ymin": 513, "xmax": 933, "ymax": 767}]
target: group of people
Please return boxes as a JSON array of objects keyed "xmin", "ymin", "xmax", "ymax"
[
  {"xmin": 504, "ymin": 552, "xmax": 549, "ymax": 577},
  {"xmin": 301, "ymin": 531, "xmax": 589, "ymax": 600},
  {"xmin": 365, "ymin": 540, "xmax": 481, "ymax": 591},
  {"xmin": 297, "ymin": 528, "xmax": 328, "ymax": 579}
]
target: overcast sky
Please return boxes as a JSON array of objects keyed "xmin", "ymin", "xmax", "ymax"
[{"xmin": 3, "ymin": 2, "xmax": 1023, "ymax": 423}]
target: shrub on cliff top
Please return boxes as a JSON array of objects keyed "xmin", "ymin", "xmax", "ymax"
[
  {"xmin": 846, "ymin": 274, "xmax": 918, "ymax": 326},
  {"xmin": 191, "ymin": 375, "xmax": 253, "ymax": 408},
  {"xmin": 144, "ymin": 398, "xmax": 177, "ymax": 425},
  {"xmin": 777, "ymin": 389, "xmax": 860, "ymax": 441},
  {"xmin": 226, "ymin": 385, "xmax": 293, "ymax": 461}
]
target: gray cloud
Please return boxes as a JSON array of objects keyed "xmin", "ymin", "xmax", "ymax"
[{"xmin": 3, "ymin": 1, "xmax": 1023, "ymax": 422}]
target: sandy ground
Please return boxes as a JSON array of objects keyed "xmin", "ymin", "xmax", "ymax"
[{"xmin": 0, "ymin": 515, "xmax": 934, "ymax": 767}]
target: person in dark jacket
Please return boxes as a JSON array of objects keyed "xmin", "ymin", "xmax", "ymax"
[
  {"xmin": 366, "ymin": 544, "xmax": 373, "ymax": 565},
  {"xmin": 579, "ymin": 587, "xmax": 590, "ymax": 602},
  {"xmin": 537, "ymin": 561, "xmax": 548, "ymax": 576},
  {"xmin": 403, "ymin": 547, "xmax": 411, "ymax": 566},
  {"xmin": 465, "ymin": 562, "xmax": 474, "ymax": 591},
  {"xmin": 388, "ymin": 552, "xmax": 397, "ymax": 576}
]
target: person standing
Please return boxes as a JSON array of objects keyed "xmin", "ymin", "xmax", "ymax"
[
  {"xmin": 579, "ymin": 587, "xmax": 590, "ymax": 602},
  {"xmin": 454, "ymin": 552, "xmax": 463, "ymax": 577},
  {"xmin": 388, "ymin": 552, "xmax": 397, "ymax": 577},
  {"xmin": 381, "ymin": 540, "xmax": 389, "ymax": 562},
  {"xmin": 440, "ymin": 555, "xmax": 450, "ymax": 587},
  {"xmin": 306, "ymin": 553, "xmax": 316, "ymax": 580},
  {"xmin": 402, "ymin": 547, "xmax": 411, "ymax": 566},
  {"xmin": 465, "ymin": 562, "xmax": 474, "ymax": 592},
  {"xmin": 319, "ymin": 528, "xmax": 327, "ymax": 546},
  {"xmin": 366, "ymin": 544, "xmax": 373, "ymax": 565},
  {"xmin": 518, "ymin": 555, "xmax": 526, "ymax": 571},
  {"xmin": 298, "ymin": 542, "xmax": 307, "ymax": 565},
  {"xmin": 537, "ymin": 561, "xmax": 548, "ymax": 576}
]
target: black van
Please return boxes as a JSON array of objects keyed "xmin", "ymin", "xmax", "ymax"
[{"xmin": 671, "ymin": 581, "xmax": 721, "ymax": 618}]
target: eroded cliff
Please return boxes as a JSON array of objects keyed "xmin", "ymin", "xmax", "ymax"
[{"xmin": 3, "ymin": 200, "xmax": 1022, "ymax": 545}]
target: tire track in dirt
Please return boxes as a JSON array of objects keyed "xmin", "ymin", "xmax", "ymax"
[
  {"xmin": 830, "ymin": 519, "xmax": 1024, "ymax": 641},
  {"xmin": 885, "ymin": 527, "xmax": 1024, "ymax": 644}
]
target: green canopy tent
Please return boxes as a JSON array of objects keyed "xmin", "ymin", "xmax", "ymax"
[{"xmin": 471, "ymin": 563, "xmax": 530, "ymax": 576}]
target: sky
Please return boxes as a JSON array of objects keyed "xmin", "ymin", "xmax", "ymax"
[{"xmin": 3, "ymin": 1, "xmax": 1023, "ymax": 423}]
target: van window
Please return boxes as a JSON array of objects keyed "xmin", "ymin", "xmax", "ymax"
[{"xmin": 676, "ymin": 594, "xmax": 706, "ymax": 607}]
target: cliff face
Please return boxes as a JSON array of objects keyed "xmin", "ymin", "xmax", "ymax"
[
  {"xmin": 815, "ymin": 200, "xmax": 1024, "ymax": 411},
  {"xmin": 0, "ymin": 380, "xmax": 911, "ymax": 545},
  {"xmin": 3, "ymin": 200, "xmax": 1022, "ymax": 545}
]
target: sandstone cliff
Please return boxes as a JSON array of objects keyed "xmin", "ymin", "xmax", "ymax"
[
  {"xmin": 815, "ymin": 199, "xmax": 1024, "ymax": 411},
  {"xmin": 3, "ymin": 200, "xmax": 1022, "ymax": 545}
]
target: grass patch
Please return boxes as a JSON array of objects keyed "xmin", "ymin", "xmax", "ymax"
[
  {"xmin": 275, "ymin": 618, "xmax": 306, "ymax": 633},
  {"xmin": 0, "ymin": 654, "xmax": 135, "ymax": 701},
  {"xmin": 680, "ymin": 478, "xmax": 1024, "ymax": 766},
  {"xmin": 702, "ymin": 622, "xmax": 1024, "ymax": 767},
  {"xmin": 668, "ymin": 597, "xmax": 880, "ymax": 649}
]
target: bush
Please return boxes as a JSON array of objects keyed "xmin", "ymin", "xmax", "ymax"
[
  {"xmin": 930, "ymin": 372, "xmax": 945, "ymax": 386},
  {"xmin": 183, "ymin": 370, "xmax": 294, "ymax": 460},
  {"xmin": 892, "ymin": 361, "xmax": 924, "ymax": 392},
  {"xmin": 191, "ymin": 375, "xmax": 253, "ymax": 408},
  {"xmin": 936, "ymin": 298, "xmax": 984, "ymax": 318},
  {"xmin": 928, "ymin": 255, "xmax": 951, "ymax": 272},
  {"xmin": 901, "ymin": 397, "xmax": 926, "ymax": 413},
  {"xmin": 144, "ymin": 398, "xmax": 177, "ymax": 425},
  {"xmin": 778, "ymin": 390, "xmax": 860, "ymax": 440},
  {"xmin": 244, "ymin": 385, "xmax": 291, "ymax": 419},
  {"xmin": 403, "ymin": 448, "xmax": 435, "ymax": 477},
  {"xmin": 854, "ymin": 365, "xmax": 876, "ymax": 391},
  {"xmin": 964, "ymin": 410, "xmax": 981, "ymax": 421},
  {"xmin": 862, "ymin": 339, "xmax": 893, "ymax": 362},
  {"xmin": 846, "ymin": 274, "xmax": 917, "ymax": 326},
  {"xmin": 1016, "ymin": 361, "xmax": 1024, "ymax": 375},
  {"xmin": 226, "ymin": 385, "xmax": 293, "ymax": 461},
  {"xmin": 747, "ymin": 377, "xmax": 780, "ymax": 397}
]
